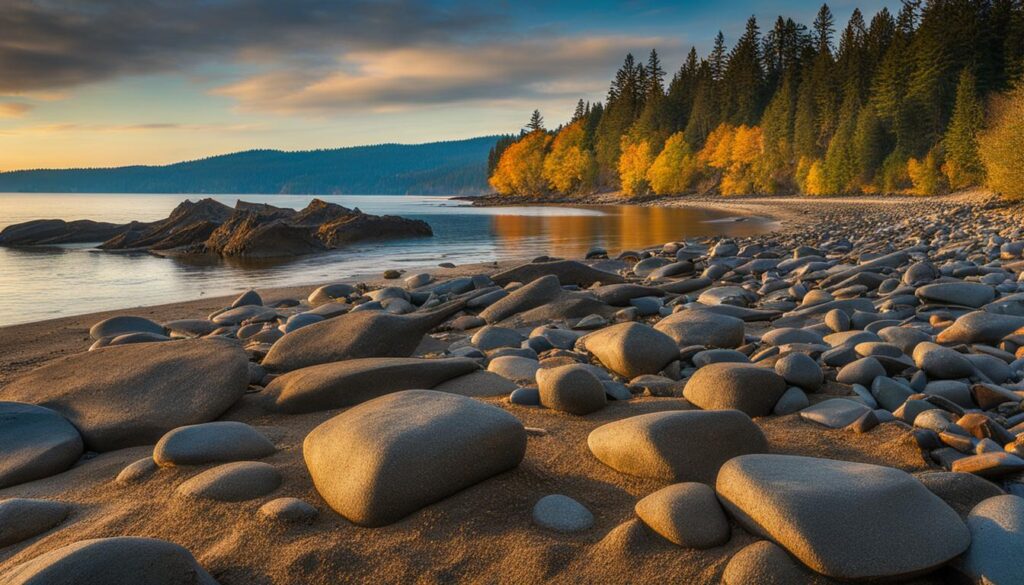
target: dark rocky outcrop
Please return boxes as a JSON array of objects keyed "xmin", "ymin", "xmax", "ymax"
[{"xmin": 2, "ymin": 197, "xmax": 432, "ymax": 259}]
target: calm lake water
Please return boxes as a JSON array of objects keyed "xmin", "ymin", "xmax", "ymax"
[{"xmin": 0, "ymin": 194, "xmax": 775, "ymax": 326}]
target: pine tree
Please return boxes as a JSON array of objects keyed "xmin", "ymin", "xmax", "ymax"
[
  {"xmin": 684, "ymin": 61, "xmax": 720, "ymax": 148},
  {"xmin": 572, "ymin": 100, "xmax": 586, "ymax": 122},
  {"xmin": 527, "ymin": 110, "xmax": 545, "ymax": 132},
  {"xmin": 723, "ymin": 16, "xmax": 766, "ymax": 125},
  {"xmin": 666, "ymin": 47, "xmax": 700, "ymax": 132},
  {"xmin": 813, "ymin": 4, "xmax": 836, "ymax": 53},
  {"xmin": 943, "ymin": 68, "xmax": 986, "ymax": 189}
]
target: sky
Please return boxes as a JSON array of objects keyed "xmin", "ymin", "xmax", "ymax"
[{"xmin": 0, "ymin": 0, "xmax": 901, "ymax": 171}]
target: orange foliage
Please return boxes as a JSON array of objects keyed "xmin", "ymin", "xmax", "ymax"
[
  {"xmin": 618, "ymin": 138, "xmax": 654, "ymax": 197},
  {"xmin": 489, "ymin": 131, "xmax": 552, "ymax": 196}
]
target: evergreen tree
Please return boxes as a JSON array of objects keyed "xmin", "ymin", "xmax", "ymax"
[
  {"xmin": 527, "ymin": 110, "xmax": 545, "ymax": 132},
  {"xmin": 723, "ymin": 16, "xmax": 767, "ymax": 125},
  {"xmin": 666, "ymin": 47, "xmax": 700, "ymax": 132},
  {"xmin": 684, "ymin": 61, "xmax": 720, "ymax": 148},
  {"xmin": 813, "ymin": 4, "xmax": 836, "ymax": 53},
  {"xmin": 943, "ymin": 68, "xmax": 986, "ymax": 189},
  {"xmin": 572, "ymin": 100, "xmax": 586, "ymax": 122}
]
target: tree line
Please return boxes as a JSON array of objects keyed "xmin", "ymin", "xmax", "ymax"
[{"xmin": 489, "ymin": 1, "xmax": 1024, "ymax": 199}]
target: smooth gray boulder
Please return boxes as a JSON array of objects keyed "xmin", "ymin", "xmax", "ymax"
[
  {"xmin": 308, "ymin": 283, "xmax": 357, "ymax": 305},
  {"xmin": 0, "ymin": 498, "xmax": 70, "ymax": 548},
  {"xmin": 957, "ymin": 494, "xmax": 1024, "ymax": 584},
  {"xmin": 163, "ymin": 319, "xmax": 218, "ymax": 338},
  {"xmin": 470, "ymin": 326, "xmax": 524, "ymax": 350},
  {"xmin": 478, "ymin": 275, "xmax": 562, "ymax": 324},
  {"xmin": 537, "ymin": 364, "xmax": 606, "ymax": 415},
  {"xmin": 774, "ymin": 353, "xmax": 823, "ymax": 392},
  {"xmin": 487, "ymin": 356, "xmax": 540, "ymax": 384},
  {"xmin": 88, "ymin": 315, "xmax": 164, "ymax": 340},
  {"xmin": 261, "ymin": 301, "xmax": 463, "ymax": 371},
  {"xmin": 303, "ymin": 390, "xmax": 526, "ymax": 527},
  {"xmin": 723, "ymin": 540, "xmax": 824, "ymax": 585},
  {"xmin": 835, "ymin": 356, "xmax": 886, "ymax": 386},
  {"xmin": 211, "ymin": 304, "xmax": 278, "ymax": 326},
  {"xmin": 153, "ymin": 422, "xmax": 275, "ymax": 467},
  {"xmin": 0, "ymin": 536, "xmax": 218, "ymax": 584},
  {"xmin": 590, "ymin": 284, "xmax": 665, "ymax": 306},
  {"xmin": 580, "ymin": 322, "xmax": 679, "ymax": 379},
  {"xmin": 937, "ymin": 311, "xmax": 1024, "ymax": 345},
  {"xmin": 634, "ymin": 482, "xmax": 729, "ymax": 548},
  {"xmin": 532, "ymin": 494, "xmax": 594, "ymax": 532},
  {"xmin": 588, "ymin": 410, "xmax": 768, "ymax": 483},
  {"xmin": 683, "ymin": 363, "xmax": 787, "ymax": 417},
  {"xmin": 231, "ymin": 289, "xmax": 262, "ymax": 308},
  {"xmin": 491, "ymin": 260, "xmax": 623, "ymax": 287},
  {"xmin": 264, "ymin": 357, "xmax": 479, "ymax": 413},
  {"xmin": 773, "ymin": 387, "xmax": 809, "ymax": 415},
  {"xmin": 0, "ymin": 402, "xmax": 83, "ymax": 488},
  {"xmin": 0, "ymin": 339, "xmax": 249, "ymax": 451},
  {"xmin": 913, "ymin": 342, "xmax": 976, "ymax": 379},
  {"xmin": 799, "ymin": 398, "xmax": 872, "ymax": 429},
  {"xmin": 654, "ymin": 310, "xmax": 745, "ymax": 348},
  {"xmin": 175, "ymin": 461, "xmax": 281, "ymax": 502},
  {"xmin": 917, "ymin": 282, "xmax": 995, "ymax": 308},
  {"xmin": 431, "ymin": 370, "xmax": 520, "ymax": 397},
  {"xmin": 915, "ymin": 471, "xmax": 1006, "ymax": 519},
  {"xmin": 716, "ymin": 454, "xmax": 970, "ymax": 581}
]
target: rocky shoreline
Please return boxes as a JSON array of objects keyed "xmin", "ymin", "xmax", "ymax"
[
  {"xmin": 0, "ymin": 197, "xmax": 432, "ymax": 259},
  {"xmin": 2, "ymin": 193, "xmax": 1024, "ymax": 583}
]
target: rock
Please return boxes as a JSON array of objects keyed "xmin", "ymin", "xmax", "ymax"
[
  {"xmin": 537, "ymin": 364, "xmax": 606, "ymax": 415},
  {"xmin": 957, "ymin": 494, "xmax": 1024, "ymax": 584},
  {"xmin": 761, "ymin": 327, "xmax": 824, "ymax": 346},
  {"xmin": 0, "ymin": 402, "xmax": 83, "ymax": 488},
  {"xmin": 211, "ymin": 304, "xmax": 278, "ymax": 326},
  {"xmin": 303, "ymin": 390, "xmax": 526, "ymax": 527},
  {"xmin": 913, "ymin": 342, "xmax": 976, "ymax": 379},
  {"xmin": 261, "ymin": 302, "xmax": 463, "ymax": 371},
  {"xmin": 478, "ymin": 275, "xmax": 562, "ymax": 323},
  {"xmin": 723, "ymin": 540, "xmax": 823, "ymax": 585},
  {"xmin": 163, "ymin": 319, "xmax": 218, "ymax": 338},
  {"xmin": 0, "ymin": 498, "xmax": 70, "ymax": 548},
  {"xmin": 116, "ymin": 458, "xmax": 158, "ymax": 484},
  {"xmin": 951, "ymin": 453, "xmax": 1024, "ymax": 478},
  {"xmin": 878, "ymin": 326, "xmax": 932, "ymax": 355},
  {"xmin": 532, "ymin": 494, "xmax": 594, "ymax": 532},
  {"xmin": 153, "ymin": 422, "xmax": 275, "ymax": 467},
  {"xmin": 774, "ymin": 353, "xmax": 823, "ymax": 392},
  {"xmin": 510, "ymin": 387, "xmax": 541, "ymax": 405},
  {"xmin": 654, "ymin": 310, "xmax": 745, "ymax": 348},
  {"xmin": 259, "ymin": 497, "xmax": 318, "ymax": 524},
  {"xmin": 491, "ymin": 260, "xmax": 623, "ymax": 287},
  {"xmin": 716, "ymin": 454, "xmax": 971, "ymax": 581},
  {"xmin": 799, "ymin": 398, "xmax": 873, "ymax": 429},
  {"xmin": 231, "ymin": 289, "xmax": 262, "ymax": 308},
  {"xmin": 0, "ymin": 536, "xmax": 218, "ymax": 585},
  {"xmin": 432, "ymin": 370, "xmax": 520, "ymax": 397},
  {"xmin": 634, "ymin": 482, "xmax": 729, "ymax": 548},
  {"xmin": 917, "ymin": 282, "xmax": 995, "ymax": 308},
  {"xmin": 175, "ymin": 461, "xmax": 282, "ymax": 502},
  {"xmin": 88, "ymin": 315, "xmax": 164, "ymax": 340},
  {"xmin": 281, "ymin": 312, "xmax": 323, "ymax": 333},
  {"xmin": 264, "ymin": 357, "xmax": 479, "ymax": 413},
  {"xmin": 581, "ymin": 322, "xmax": 679, "ymax": 379},
  {"xmin": 824, "ymin": 308, "xmax": 851, "ymax": 333},
  {"xmin": 404, "ymin": 273, "xmax": 432, "ymax": 289},
  {"xmin": 937, "ymin": 312, "xmax": 1024, "ymax": 345},
  {"xmin": 835, "ymin": 356, "xmax": 887, "ymax": 387},
  {"xmin": 915, "ymin": 471, "xmax": 1005, "ymax": 519},
  {"xmin": 471, "ymin": 326, "xmax": 524, "ymax": 350},
  {"xmin": 0, "ymin": 339, "xmax": 249, "ymax": 451},
  {"xmin": 308, "ymin": 283, "xmax": 357, "ymax": 305},
  {"xmin": 588, "ymin": 410, "xmax": 767, "ymax": 483},
  {"xmin": 683, "ymin": 363, "xmax": 787, "ymax": 417},
  {"xmin": 590, "ymin": 284, "xmax": 665, "ymax": 306},
  {"xmin": 487, "ymin": 356, "xmax": 540, "ymax": 384},
  {"xmin": 0, "ymin": 218, "xmax": 129, "ymax": 246},
  {"xmin": 773, "ymin": 387, "xmax": 810, "ymax": 415}
]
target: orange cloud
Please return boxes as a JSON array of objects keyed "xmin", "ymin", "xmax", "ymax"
[{"xmin": 0, "ymin": 102, "xmax": 32, "ymax": 118}]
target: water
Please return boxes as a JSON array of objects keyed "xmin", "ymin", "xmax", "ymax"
[{"xmin": 0, "ymin": 194, "xmax": 775, "ymax": 326}]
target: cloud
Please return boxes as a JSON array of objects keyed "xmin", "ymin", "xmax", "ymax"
[
  {"xmin": 214, "ymin": 36, "xmax": 676, "ymax": 115},
  {"xmin": 0, "ymin": 102, "xmax": 33, "ymax": 118},
  {"xmin": 1, "ymin": 121, "xmax": 260, "ymax": 135},
  {"xmin": 0, "ymin": 0, "xmax": 498, "ymax": 92}
]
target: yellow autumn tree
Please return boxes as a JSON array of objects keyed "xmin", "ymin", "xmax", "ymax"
[
  {"xmin": 802, "ymin": 159, "xmax": 828, "ymax": 195},
  {"xmin": 980, "ymin": 83, "xmax": 1024, "ymax": 200},
  {"xmin": 907, "ymin": 149, "xmax": 945, "ymax": 196},
  {"xmin": 618, "ymin": 137, "xmax": 654, "ymax": 197},
  {"xmin": 542, "ymin": 121, "xmax": 595, "ymax": 194},
  {"xmin": 489, "ymin": 131, "xmax": 552, "ymax": 197},
  {"xmin": 647, "ymin": 132, "xmax": 699, "ymax": 195},
  {"xmin": 698, "ymin": 123, "xmax": 765, "ymax": 195}
]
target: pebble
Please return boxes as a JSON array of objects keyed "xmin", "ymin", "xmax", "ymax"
[{"xmin": 532, "ymin": 495, "xmax": 594, "ymax": 532}]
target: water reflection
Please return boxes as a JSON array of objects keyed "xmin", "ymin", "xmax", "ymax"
[{"xmin": 0, "ymin": 194, "xmax": 774, "ymax": 326}]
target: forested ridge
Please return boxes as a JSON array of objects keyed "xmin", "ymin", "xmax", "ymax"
[
  {"xmin": 0, "ymin": 136, "xmax": 502, "ymax": 195},
  {"xmin": 490, "ymin": 1, "xmax": 1024, "ymax": 199}
]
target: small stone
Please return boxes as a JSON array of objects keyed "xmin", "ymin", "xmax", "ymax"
[
  {"xmin": 153, "ymin": 421, "xmax": 276, "ymax": 467},
  {"xmin": 773, "ymin": 387, "xmax": 809, "ymax": 415},
  {"xmin": 537, "ymin": 364, "xmax": 606, "ymax": 415},
  {"xmin": 532, "ymin": 494, "xmax": 594, "ymax": 532},
  {"xmin": 116, "ymin": 457, "xmax": 158, "ymax": 484},
  {"xmin": 774, "ymin": 353, "xmax": 823, "ymax": 392},
  {"xmin": 799, "ymin": 398, "xmax": 872, "ymax": 429},
  {"xmin": 175, "ymin": 461, "xmax": 282, "ymax": 502},
  {"xmin": 509, "ymin": 387, "xmax": 541, "ymax": 406},
  {"xmin": 634, "ymin": 482, "xmax": 729, "ymax": 548},
  {"xmin": 0, "ymin": 498, "xmax": 70, "ymax": 548},
  {"xmin": 259, "ymin": 497, "xmax": 318, "ymax": 524},
  {"xmin": 836, "ymin": 357, "xmax": 886, "ymax": 387},
  {"xmin": 683, "ymin": 363, "xmax": 787, "ymax": 417}
]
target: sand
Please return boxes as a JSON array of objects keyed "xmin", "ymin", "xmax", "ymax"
[{"xmin": 0, "ymin": 195, "xmax": 979, "ymax": 584}]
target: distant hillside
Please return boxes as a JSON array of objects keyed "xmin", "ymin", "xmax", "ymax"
[{"xmin": 0, "ymin": 136, "xmax": 501, "ymax": 195}]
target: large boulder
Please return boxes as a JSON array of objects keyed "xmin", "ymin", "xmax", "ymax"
[
  {"xmin": 957, "ymin": 494, "xmax": 1024, "ymax": 584},
  {"xmin": 88, "ymin": 315, "xmax": 165, "ymax": 340},
  {"xmin": 588, "ymin": 410, "xmax": 768, "ymax": 483},
  {"xmin": 916, "ymin": 282, "xmax": 995, "ymax": 309},
  {"xmin": 303, "ymin": 390, "xmax": 526, "ymax": 527},
  {"xmin": 479, "ymin": 275, "xmax": 562, "ymax": 323},
  {"xmin": 716, "ymin": 454, "xmax": 970, "ymax": 581},
  {"xmin": 491, "ymin": 260, "xmax": 623, "ymax": 287},
  {"xmin": 937, "ymin": 312, "xmax": 1024, "ymax": 345},
  {"xmin": 683, "ymin": 363, "xmax": 787, "ymax": 417},
  {"xmin": 261, "ymin": 302, "xmax": 463, "ymax": 371},
  {"xmin": 654, "ymin": 310, "xmax": 745, "ymax": 348},
  {"xmin": 0, "ymin": 536, "xmax": 218, "ymax": 584},
  {"xmin": 0, "ymin": 402, "xmax": 83, "ymax": 488},
  {"xmin": 0, "ymin": 339, "xmax": 249, "ymax": 451},
  {"xmin": 264, "ymin": 357, "xmax": 479, "ymax": 413},
  {"xmin": 537, "ymin": 364, "xmax": 606, "ymax": 415},
  {"xmin": 580, "ymin": 322, "xmax": 679, "ymax": 379}
]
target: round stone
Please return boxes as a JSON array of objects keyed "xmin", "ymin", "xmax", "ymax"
[
  {"xmin": 154, "ymin": 421, "xmax": 276, "ymax": 467},
  {"xmin": 532, "ymin": 494, "xmax": 594, "ymax": 532},
  {"xmin": 634, "ymin": 482, "xmax": 729, "ymax": 548},
  {"xmin": 774, "ymin": 353, "xmax": 823, "ymax": 392},
  {"xmin": 259, "ymin": 497, "xmax": 318, "ymax": 524},
  {"xmin": 536, "ymin": 364, "xmax": 606, "ymax": 415},
  {"xmin": 175, "ymin": 461, "xmax": 282, "ymax": 502},
  {"xmin": 683, "ymin": 363, "xmax": 787, "ymax": 417}
]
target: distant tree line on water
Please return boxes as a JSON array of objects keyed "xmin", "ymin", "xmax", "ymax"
[{"xmin": 489, "ymin": 1, "xmax": 1024, "ymax": 199}]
